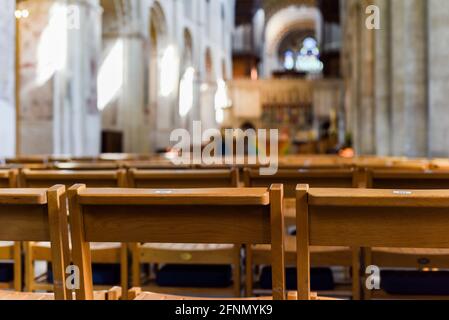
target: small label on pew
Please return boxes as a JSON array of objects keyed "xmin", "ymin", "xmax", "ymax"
[
  {"xmin": 393, "ymin": 190, "xmax": 412, "ymax": 196},
  {"xmin": 154, "ymin": 190, "xmax": 173, "ymax": 194}
]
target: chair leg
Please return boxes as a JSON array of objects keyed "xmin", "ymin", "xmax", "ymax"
[
  {"xmin": 120, "ymin": 244, "xmax": 128, "ymax": 300},
  {"xmin": 245, "ymin": 245, "xmax": 253, "ymax": 297},
  {"xmin": 130, "ymin": 243, "xmax": 141, "ymax": 288},
  {"xmin": 363, "ymin": 247, "xmax": 373, "ymax": 300},
  {"xmin": 24, "ymin": 242, "xmax": 34, "ymax": 292},
  {"xmin": 232, "ymin": 245, "xmax": 241, "ymax": 297},
  {"xmin": 13, "ymin": 242, "xmax": 22, "ymax": 292},
  {"xmin": 351, "ymin": 247, "xmax": 361, "ymax": 300}
]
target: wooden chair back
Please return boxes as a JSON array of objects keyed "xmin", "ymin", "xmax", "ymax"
[
  {"xmin": 0, "ymin": 185, "xmax": 70, "ymax": 299},
  {"xmin": 366, "ymin": 169, "xmax": 449, "ymax": 189},
  {"xmin": 20, "ymin": 169, "xmax": 127, "ymax": 188},
  {"xmin": 244, "ymin": 168, "xmax": 361, "ymax": 198},
  {"xmin": 296, "ymin": 185, "xmax": 449, "ymax": 300},
  {"xmin": 0, "ymin": 169, "xmax": 18, "ymax": 188},
  {"xmin": 128, "ymin": 168, "xmax": 239, "ymax": 188},
  {"xmin": 52, "ymin": 162, "xmax": 121, "ymax": 171},
  {"xmin": 5, "ymin": 156, "xmax": 48, "ymax": 165},
  {"xmin": 68, "ymin": 184, "xmax": 286, "ymax": 300}
]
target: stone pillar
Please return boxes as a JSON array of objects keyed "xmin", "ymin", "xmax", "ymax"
[
  {"xmin": 0, "ymin": 0, "xmax": 16, "ymax": 158},
  {"xmin": 391, "ymin": 0, "xmax": 428, "ymax": 157},
  {"xmin": 428, "ymin": 0, "xmax": 449, "ymax": 157},
  {"xmin": 17, "ymin": 0, "xmax": 102, "ymax": 156},
  {"xmin": 374, "ymin": 0, "xmax": 391, "ymax": 156},
  {"xmin": 342, "ymin": 0, "xmax": 361, "ymax": 152},
  {"xmin": 119, "ymin": 36, "xmax": 147, "ymax": 153},
  {"xmin": 359, "ymin": 0, "xmax": 376, "ymax": 154},
  {"xmin": 55, "ymin": 0, "xmax": 102, "ymax": 156}
]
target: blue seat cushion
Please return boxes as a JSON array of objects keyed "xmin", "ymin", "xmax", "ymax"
[
  {"xmin": 48, "ymin": 263, "xmax": 121, "ymax": 286},
  {"xmin": 0, "ymin": 263, "xmax": 13, "ymax": 282},
  {"xmin": 259, "ymin": 267, "xmax": 335, "ymax": 291},
  {"xmin": 381, "ymin": 270, "xmax": 449, "ymax": 296},
  {"xmin": 156, "ymin": 264, "xmax": 233, "ymax": 288}
]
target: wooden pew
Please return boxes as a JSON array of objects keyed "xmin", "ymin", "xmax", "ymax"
[
  {"xmin": 0, "ymin": 185, "xmax": 70, "ymax": 300},
  {"xmin": 354, "ymin": 157, "xmax": 429, "ymax": 171},
  {"xmin": 19, "ymin": 169, "xmax": 128, "ymax": 295},
  {"xmin": 127, "ymin": 168, "xmax": 241, "ymax": 297},
  {"xmin": 68, "ymin": 185, "xmax": 286, "ymax": 300},
  {"xmin": 51, "ymin": 162, "xmax": 121, "ymax": 171},
  {"xmin": 244, "ymin": 168, "xmax": 362, "ymax": 299},
  {"xmin": 5, "ymin": 155, "xmax": 48, "ymax": 165},
  {"xmin": 296, "ymin": 186, "xmax": 449, "ymax": 300},
  {"xmin": 364, "ymin": 169, "xmax": 449, "ymax": 299},
  {"xmin": 0, "ymin": 169, "xmax": 21, "ymax": 291}
]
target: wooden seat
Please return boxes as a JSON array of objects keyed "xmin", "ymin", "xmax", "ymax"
[
  {"xmin": 68, "ymin": 185, "xmax": 286, "ymax": 300},
  {"xmin": 243, "ymin": 168, "xmax": 361, "ymax": 299},
  {"xmin": 52, "ymin": 162, "xmax": 121, "ymax": 171},
  {"xmin": 364, "ymin": 169, "xmax": 449, "ymax": 299},
  {"xmin": 127, "ymin": 168, "xmax": 241, "ymax": 297},
  {"xmin": 0, "ymin": 169, "xmax": 21, "ymax": 291},
  {"xmin": 296, "ymin": 186, "xmax": 449, "ymax": 300},
  {"xmin": 0, "ymin": 186, "xmax": 70, "ymax": 300},
  {"xmin": 20, "ymin": 169, "xmax": 128, "ymax": 294}
]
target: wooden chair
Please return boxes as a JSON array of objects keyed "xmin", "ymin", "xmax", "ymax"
[
  {"xmin": 355, "ymin": 157, "xmax": 429, "ymax": 171},
  {"xmin": 0, "ymin": 185, "xmax": 70, "ymax": 300},
  {"xmin": 243, "ymin": 168, "xmax": 362, "ymax": 299},
  {"xmin": 127, "ymin": 168, "xmax": 242, "ymax": 297},
  {"xmin": 5, "ymin": 155, "xmax": 48, "ymax": 165},
  {"xmin": 364, "ymin": 169, "xmax": 449, "ymax": 299},
  {"xmin": 296, "ymin": 185, "xmax": 449, "ymax": 300},
  {"xmin": 19, "ymin": 169, "xmax": 128, "ymax": 295},
  {"xmin": 52, "ymin": 162, "xmax": 121, "ymax": 171},
  {"xmin": 68, "ymin": 185, "xmax": 286, "ymax": 300},
  {"xmin": 0, "ymin": 169, "xmax": 21, "ymax": 291}
]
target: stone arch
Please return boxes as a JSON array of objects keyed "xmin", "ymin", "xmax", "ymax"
[
  {"xmin": 148, "ymin": 0, "xmax": 170, "ymax": 150},
  {"xmin": 263, "ymin": 5, "xmax": 322, "ymax": 76}
]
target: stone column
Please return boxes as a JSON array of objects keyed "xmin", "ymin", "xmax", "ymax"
[
  {"xmin": 428, "ymin": 0, "xmax": 449, "ymax": 157},
  {"xmin": 390, "ymin": 0, "xmax": 428, "ymax": 157},
  {"xmin": 0, "ymin": 0, "xmax": 16, "ymax": 158},
  {"xmin": 120, "ymin": 36, "xmax": 147, "ymax": 153},
  {"xmin": 374, "ymin": 0, "xmax": 391, "ymax": 156},
  {"xmin": 55, "ymin": 0, "xmax": 102, "ymax": 156},
  {"xmin": 359, "ymin": 0, "xmax": 376, "ymax": 154}
]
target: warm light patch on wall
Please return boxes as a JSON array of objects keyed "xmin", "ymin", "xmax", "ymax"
[
  {"xmin": 97, "ymin": 40, "xmax": 124, "ymax": 111},
  {"xmin": 160, "ymin": 45, "xmax": 179, "ymax": 97},
  {"xmin": 179, "ymin": 67, "xmax": 195, "ymax": 117},
  {"xmin": 36, "ymin": 4, "xmax": 68, "ymax": 86},
  {"xmin": 214, "ymin": 79, "xmax": 230, "ymax": 124}
]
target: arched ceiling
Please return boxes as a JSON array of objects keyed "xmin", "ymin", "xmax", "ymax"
[
  {"xmin": 265, "ymin": 5, "xmax": 322, "ymax": 55},
  {"xmin": 263, "ymin": 0, "xmax": 317, "ymax": 19}
]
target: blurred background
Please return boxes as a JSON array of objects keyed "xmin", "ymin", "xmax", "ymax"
[{"xmin": 0, "ymin": 0, "xmax": 447, "ymax": 159}]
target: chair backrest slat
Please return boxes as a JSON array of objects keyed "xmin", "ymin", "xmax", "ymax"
[
  {"xmin": 296, "ymin": 184, "xmax": 449, "ymax": 299},
  {"xmin": 244, "ymin": 168, "xmax": 359, "ymax": 198},
  {"xmin": 368, "ymin": 169, "xmax": 449, "ymax": 189},
  {"xmin": 21, "ymin": 169, "xmax": 127, "ymax": 188},
  {"xmin": 128, "ymin": 168, "xmax": 238, "ymax": 188},
  {"xmin": 0, "ymin": 169, "xmax": 18, "ymax": 188},
  {"xmin": 0, "ymin": 186, "xmax": 70, "ymax": 299},
  {"xmin": 69, "ymin": 184, "xmax": 285, "ymax": 300}
]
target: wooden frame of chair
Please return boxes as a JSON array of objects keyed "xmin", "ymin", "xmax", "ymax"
[
  {"xmin": 19, "ymin": 169, "xmax": 129, "ymax": 295},
  {"xmin": 0, "ymin": 185, "xmax": 71, "ymax": 300},
  {"xmin": 243, "ymin": 168, "xmax": 363, "ymax": 299},
  {"xmin": 296, "ymin": 185, "xmax": 449, "ymax": 300},
  {"xmin": 68, "ymin": 184, "xmax": 286, "ymax": 300},
  {"xmin": 363, "ymin": 169, "xmax": 449, "ymax": 299},
  {"xmin": 127, "ymin": 168, "xmax": 242, "ymax": 297},
  {"xmin": 0, "ymin": 169, "xmax": 21, "ymax": 292}
]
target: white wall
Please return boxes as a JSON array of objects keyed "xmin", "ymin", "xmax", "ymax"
[
  {"xmin": 0, "ymin": 0, "xmax": 16, "ymax": 158},
  {"xmin": 101, "ymin": 0, "xmax": 235, "ymax": 152}
]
